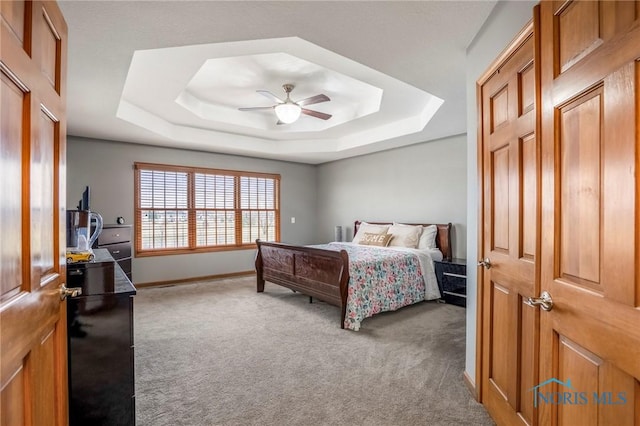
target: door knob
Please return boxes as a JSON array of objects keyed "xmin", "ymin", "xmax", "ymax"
[
  {"xmin": 60, "ymin": 284, "xmax": 83, "ymax": 300},
  {"xmin": 478, "ymin": 258, "xmax": 492, "ymax": 269},
  {"xmin": 525, "ymin": 291, "xmax": 554, "ymax": 311}
]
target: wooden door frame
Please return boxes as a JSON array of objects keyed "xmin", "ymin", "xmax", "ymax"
[{"xmin": 474, "ymin": 15, "xmax": 540, "ymax": 403}]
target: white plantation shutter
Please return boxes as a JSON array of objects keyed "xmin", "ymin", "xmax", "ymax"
[{"xmin": 135, "ymin": 163, "xmax": 280, "ymax": 256}]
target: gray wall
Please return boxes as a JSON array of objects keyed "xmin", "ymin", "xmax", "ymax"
[
  {"xmin": 317, "ymin": 134, "xmax": 467, "ymax": 259},
  {"xmin": 69, "ymin": 134, "xmax": 468, "ymax": 282},
  {"xmin": 67, "ymin": 137, "xmax": 317, "ymax": 284},
  {"xmin": 465, "ymin": 0, "xmax": 537, "ymax": 386}
]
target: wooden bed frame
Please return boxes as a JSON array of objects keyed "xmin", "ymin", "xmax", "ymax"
[{"xmin": 255, "ymin": 221, "xmax": 453, "ymax": 329}]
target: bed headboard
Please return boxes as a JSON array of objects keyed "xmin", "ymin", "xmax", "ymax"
[{"xmin": 353, "ymin": 221, "xmax": 453, "ymax": 261}]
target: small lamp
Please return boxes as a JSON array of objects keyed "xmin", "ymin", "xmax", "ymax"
[{"xmin": 334, "ymin": 225, "xmax": 343, "ymax": 242}]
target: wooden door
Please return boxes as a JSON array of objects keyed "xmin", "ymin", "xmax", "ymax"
[
  {"xmin": 478, "ymin": 20, "xmax": 540, "ymax": 425},
  {"xmin": 1, "ymin": 1, "xmax": 68, "ymax": 424},
  {"xmin": 537, "ymin": 1, "xmax": 640, "ymax": 424}
]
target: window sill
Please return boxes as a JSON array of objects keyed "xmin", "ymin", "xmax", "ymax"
[{"xmin": 135, "ymin": 244, "xmax": 262, "ymax": 257}]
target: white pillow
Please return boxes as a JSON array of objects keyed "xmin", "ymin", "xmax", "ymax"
[
  {"xmin": 418, "ymin": 224, "xmax": 438, "ymax": 250},
  {"xmin": 352, "ymin": 222, "xmax": 390, "ymax": 244},
  {"xmin": 387, "ymin": 224, "xmax": 423, "ymax": 248}
]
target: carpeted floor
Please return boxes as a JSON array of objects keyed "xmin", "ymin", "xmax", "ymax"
[{"xmin": 134, "ymin": 276, "xmax": 494, "ymax": 426}]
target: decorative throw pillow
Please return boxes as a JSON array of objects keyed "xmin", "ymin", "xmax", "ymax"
[
  {"xmin": 358, "ymin": 232, "xmax": 393, "ymax": 247},
  {"xmin": 352, "ymin": 222, "xmax": 390, "ymax": 244},
  {"xmin": 418, "ymin": 224, "xmax": 438, "ymax": 250},
  {"xmin": 387, "ymin": 224, "xmax": 423, "ymax": 248}
]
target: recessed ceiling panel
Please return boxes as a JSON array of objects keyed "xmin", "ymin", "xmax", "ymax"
[
  {"xmin": 176, "ymin": 52, "xmax": 383, "ymax": 131},
  {"xmin": 117, "ymin": 37, "xmax": 443, "ymax": 155}
]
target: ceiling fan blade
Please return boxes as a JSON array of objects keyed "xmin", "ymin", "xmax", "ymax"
[
  {"xmin": 238, "ymin": 106, "xmax": 274, "ymax": 111},
  {"xmin": 296, "ymin": 94, "xmax": 330, "ymax": 107},
  {"xmin": 257, "ymin": 90, "xmax": 284, "ymax": 104},
  {"xmin": 276, "ymin": 120, "xmax": 285, "ymax": 125},
  {"xmin": 301, "ymin": 108, "xmax": 332, "ymax": 120}
]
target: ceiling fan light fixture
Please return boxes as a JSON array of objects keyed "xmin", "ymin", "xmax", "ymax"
[
  {"xmin": 274, "ymin": 102, "xmax": 301, "ymax": 124},
  {"xmin": 239, "ymin": 83, "xmax": 331, "ymax": 124}
]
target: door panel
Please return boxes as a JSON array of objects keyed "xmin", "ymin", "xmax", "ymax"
[
  {"xmin": 0, "ymin": 1, "xmax": 68, "ymax": 425},
  {"xmin": 33, "ymin": 330, "xmax": 58, "ymax": 424},
  {"xmin": 520, "ymin": 63, "xmax": 535, "ymax": 113},
  {"xmin": 521, "ymin": 134, "xmax": 536, "ymax": 260},
  {"xmin": 557, "ymin": 0, "xmax": 602, "ymax": 72},
  {"xmin": 601, "ymin": 63, "xmax": 636, "ymax": 304},
  {"xmin": 491, "ymin": 86, "xmax": 510, "ymax": 131},
  {"xmin": 480, "ymin": 22, "xmax": 538, "ymax": 425},
  {"xmin": 1, "ymin": 366, "xmax": 25, "ymax": 426},
  {"xmin": 518, "ymin": 301, "xmax": 536, "ymax": 425},
  {"xmin": 600, "ymin": 1, "xmax": 638, "ymax": 41},
  {"xmin": 492, "ymin": 147, "xmax": 510, "ymax": 252},
  {"xmin": 556, "ymin": 336, "xmax": 601, "ymax": 425},
  {"xmin": 0, "ymin": 72, "xmax": 24, "ymax": 300},
  {"xmin": 558, "ymin": 89, "xmax": 602, "ymax": 288},
  {"xmin": 539, "ymin": 1, "xmax": 640, "ymax": 425},
  {"xmin": 0, "ymin": 0, "xmax": 27, "ymax": 46},
  {"xmin": 38, "ymin": 6, "xmax": 61, "ymax": 91},
  {"xmin": 32, "ymin": 108, "xmax": 58, "ymax": 278},
  {"xmin": 490, "ymin": 282, "xmax": 513, "ymax": 399}
]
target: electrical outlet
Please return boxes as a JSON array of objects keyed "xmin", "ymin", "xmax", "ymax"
[{"xmin": 291, "ymin": 217, "xmax": 296, "ymax": 224}]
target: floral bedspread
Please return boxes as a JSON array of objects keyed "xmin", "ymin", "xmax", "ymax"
[{"xmin": 310, "ymin": 243, "xmax": 438, "ymax": 331}]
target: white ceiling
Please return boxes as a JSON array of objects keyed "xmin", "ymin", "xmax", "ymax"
[{"xmin": 59, "ymin": 1, "xmax": 497, "ymax": 164}]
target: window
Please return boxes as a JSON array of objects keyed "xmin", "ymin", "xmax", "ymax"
[{"xmin": 134, "ymin": 162, "xmax": 280, "ymax": 256}]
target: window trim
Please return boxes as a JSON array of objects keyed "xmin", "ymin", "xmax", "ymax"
[{"xmin": 134, "ymin": 162, "xmax": 280, "ymax": 257}]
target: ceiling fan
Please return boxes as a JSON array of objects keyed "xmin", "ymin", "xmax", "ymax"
[{"xmin": 238, "ymin": 84, "xmax": 332, "ymax": 124}]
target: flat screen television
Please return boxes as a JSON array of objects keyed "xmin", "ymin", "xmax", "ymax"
[{"xmin": 77, "ymin": 186, "xmax": 90, "ymax": 211}]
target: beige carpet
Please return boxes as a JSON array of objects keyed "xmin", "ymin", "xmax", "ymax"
[{"xmin": 134, "ymin": 276, "xmax": 494, "ymax": 426}]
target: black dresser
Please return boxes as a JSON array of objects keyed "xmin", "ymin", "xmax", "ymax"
[
  {"xmin": 67, "ymin": 249, "xmax": 136, "ymax": 425},
  {"xmin": 434, "ymin": 258, "xmax": 467, "ymax": 307},
  {"xmin": 95, "ymin": 224, "xmax": 133, "ymax": 282}
]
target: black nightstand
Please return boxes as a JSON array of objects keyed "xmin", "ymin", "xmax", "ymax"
[{"xmin": 434, "ymin": 258, "xmax": 467, "ymax": 307}]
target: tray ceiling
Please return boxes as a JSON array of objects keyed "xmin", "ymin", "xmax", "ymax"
[{"xmin": 59, "ymin": 1, "xmax": 497, "ymax": 164}]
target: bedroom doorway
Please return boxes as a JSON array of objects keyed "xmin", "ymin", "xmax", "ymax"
[{"xmin": 478, "ymin": 2, "xmax": 640, "ymax": 425}]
